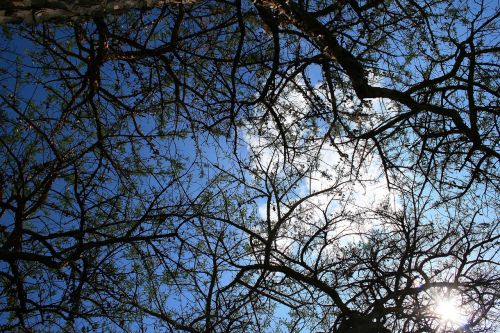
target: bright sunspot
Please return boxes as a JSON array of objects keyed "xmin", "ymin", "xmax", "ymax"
[
  {"xmin": 433, "ymin": 294, "xmax": 466, "ymax": 328},
  {"xmin": 436, "ymin": 298, "xmax": 460, "ymax": 322}
]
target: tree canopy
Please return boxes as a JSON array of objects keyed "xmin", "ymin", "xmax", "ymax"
[{"xmin": 0, "ymin": 0, "xmax": 498, "ymax": 332}]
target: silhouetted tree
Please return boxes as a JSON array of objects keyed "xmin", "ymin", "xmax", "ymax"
[{"xmin": 0, "ymin": 0, "xmax": 498, "ymax": 332}]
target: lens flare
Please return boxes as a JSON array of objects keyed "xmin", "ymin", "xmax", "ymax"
[
  {"xmin": 430, "ymin": 290, "xmax": 470, "ymax": 333},
  {"xmin": 435, "ymin": 296, "xmax": 463, "ymax": 324}
]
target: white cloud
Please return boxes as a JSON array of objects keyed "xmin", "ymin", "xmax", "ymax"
[{"xmin": 243, "ymin": 78, "xmax": 397, "ymax": 256}]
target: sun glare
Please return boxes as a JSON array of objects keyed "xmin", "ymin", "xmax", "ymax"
[
  {"xmin": 431, "ymin": 292, "xmax": 469, "ymax": 332},
  {"xmin": 435, "ymin": 296, "xmax": 463, "ymax": 323}
]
